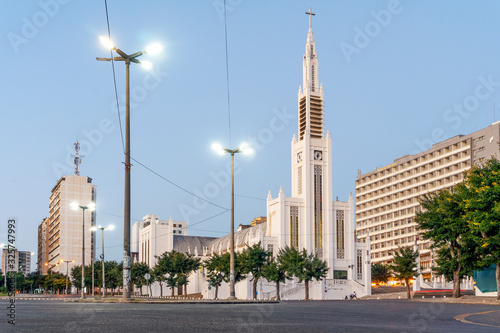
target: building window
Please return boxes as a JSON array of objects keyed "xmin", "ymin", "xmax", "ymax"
[
  {"xmin": 290, "ymin": 206, "xmax": 299, "ymax": 249},
  {"xmin": 314, "ymin": 165, "xmax": 323, "ymax": 257},
  {"xmin": 297, "ymin": 166, "xmax": 303, "ymax": 195},
  {"xmin": 357, "ymin": 249, "xmax": 363, "ymax": 280},
  {"xmin": 334, "ymin": 270, "xmax": 347, "ymax": 280},
  {"xmin": 336, "ymin": 210, "xmax": 345, "ymax": 259},
  {"xmin": 267, "ymin": 244, "xmax": 274, "ymax": 257}
]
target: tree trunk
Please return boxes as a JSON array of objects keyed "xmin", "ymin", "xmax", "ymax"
[
  {"xmin": 305, "ymin": 280, "xmax": 309, "ymax": 300},
  {"xmin": 171, "ymin": 287, "xmax": 175, "ymax": 297},
  {"xmin": 140, "ymin": 286, "xmax": 143, "ymax": 296},
  {"xmin": 149, "ymin": 284, "xmax": 152, "ymax": 297},
  {"xmin": 184, "ymin": 284, "xmax": 187, "ymax": 297},
  {"xmin": 276, "ymin": 282, "xmax": 280, "ymax": 300},
  {"xmin": 253, "ymin": 278, "xmax": 258, "ymax": 300},
  {"xmin": 496, "ymin": 261, "xmax": 500, "ymax": 301},
  {"xmin": 452, "ymin": 270, "xmax": 461, "ymax": 298},
  {"xmin": 159, "ymin": 282, "xmax": 163, "ymax": 297},
  {"xmin": 215, "ymin": 285, "xmax": 219, "ymax": 299},
  {"xmin": 405, "ymin": 278, "xmax": 411, "ymax": 299}
]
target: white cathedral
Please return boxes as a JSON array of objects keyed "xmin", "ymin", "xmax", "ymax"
[{"xmin": 132, "ymin": 11, "xmax": 371, "ymax": 300}]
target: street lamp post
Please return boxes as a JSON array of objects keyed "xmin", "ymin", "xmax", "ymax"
[
  {"xmin": 60, "ymin": 259, "xmax": 75, "ymax": 295},
  {"xmin": 70, "ymin": 202, "xmax": 95, "ymax": 299},
  {"xmin": 97, "ymin": 37, "xmax": 161, "ymax": 300},
  {"xmin": 91, "ymin": 225, "xmax": 114, "ymax": 298},
  {"xmin": 211, "ymin": 143, "xmax": 253, "ymax": 299}
]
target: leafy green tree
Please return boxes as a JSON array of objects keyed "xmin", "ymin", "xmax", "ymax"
[
  {"xmin": 175, "ymin": 252, "xmax": 201, "ymax": 296},
  {"xmin": 131, "ymin": 262, "xmax": 150, "ymax": 296},
  {"xmin": 108, "ymin": 261, "xmax": 122, "ymax": 296},
  {"xmin": 390, "ymin": 246, "xmax": 419, "ymax": 299},
  {"xmin": 204, "ymin": 253, "xmax": 226, "ymax": 299},
  {"xmin": 152, "ymin": 264, "xmax": 166, "ymax": 297},
  {"xmin": 221, "ymin": 252, "xmax": 246, "ymax": 286},
  {"xmin": 371, "ymin": 263, "xmax": 392, "ymax": 285},
  {"xmin": 155, "ymin": 250, "xmax": 180, "ymax": 297},
  {"xmin": 71, "ymin": 265, "xmax": 82, "ymax": 291},
  {"xmin": 239, "ymin": 242, "xmax": 270, "ymax": 299},
  {"xmin": 262, "ymin": 256, "xmax": 288, "ymax": 300},
  {"xmin": 279, "ymin": 246, "xmax": 328, "ymax": 300},
  {"xmin": 416, "ymin": 186, "xmax": 480, "ymax": 298},
  {"xmin": 462, "ymin": 158, "xmax": 500, "ymax": 300}
]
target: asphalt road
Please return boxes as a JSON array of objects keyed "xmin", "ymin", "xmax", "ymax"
[{"xmin": 0, "ymin": 299, "xmax": 499, "ymax": 332}]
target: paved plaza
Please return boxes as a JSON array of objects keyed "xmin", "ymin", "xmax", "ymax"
[{"xmin": 0, "ymin": 298, "xmax": 499, "ymax": 332}]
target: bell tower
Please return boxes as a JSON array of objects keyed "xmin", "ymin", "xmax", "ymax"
[{"xmin": 291, "ymin": 9, "xmax": 332, "ymax": 257}]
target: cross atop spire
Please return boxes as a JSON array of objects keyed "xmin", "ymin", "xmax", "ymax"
[{"xmin": 305, "ymin": 8, "xmax": 315, "ymax": 29}]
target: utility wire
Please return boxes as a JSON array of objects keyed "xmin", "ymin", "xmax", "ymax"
[
  {"xmin": 131, "ymin": 156, "xmax": 229, "ymax": 211},
  {"xmin": 104, "ymin": 0, "xmax": 125, "ymax": 154},
  {"xmin": 223, "ymin": 0, "xmax": 232, "ymax": 148}
]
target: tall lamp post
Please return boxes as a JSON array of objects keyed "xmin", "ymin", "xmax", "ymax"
[
  {"xmin": 70, "ymin": 202, "xmax": 95, "ymax": 299},
  {"xmin": 211, "ymin": 143, "xmax": 253, "ymax": 299},
  {"xmin": 60, "ymin": 259, "xmax": 75, "ymax": 295},
  {"xmin": 91, "ymin": 225, "xmax": 114, "ymax": 298},
  {"xmin": 97, "ymin": 36, "xmax": 161, "ymax": 299}
]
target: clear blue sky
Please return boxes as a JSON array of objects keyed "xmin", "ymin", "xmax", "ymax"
[{"xmin": 2, "ymin": 0, "xmax": 500, "ymax": 267}]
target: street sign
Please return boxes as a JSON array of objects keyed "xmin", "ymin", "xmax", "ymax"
[{"xmin": 144, "ymin": 273, "xmax": 151, "ymax": 281}]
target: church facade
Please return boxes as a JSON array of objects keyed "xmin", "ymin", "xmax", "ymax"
[{"xmin": 132, "ymin": 11, "xmax": 371, "ymax": 300}]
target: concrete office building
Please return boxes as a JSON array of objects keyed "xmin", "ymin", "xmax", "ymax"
[
  {"xmin": 38, "ymin": 141, "xmax": 97, "ymax": 275},
  {"xmin": 355, "ymin": 122, "xmax": 500, "ymax": 278}
]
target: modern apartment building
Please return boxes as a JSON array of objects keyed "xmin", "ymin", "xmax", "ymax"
[
  {"xmin": 39, "ymin": 174, "xmax": 97, "ymax": 275},
  {"xmin": 355, "ymin": 122, "xmax": 500, "ymax": 278},
  {"xmin": 1, "ymin": 249, "xmax": 32, "ymax": 276}
]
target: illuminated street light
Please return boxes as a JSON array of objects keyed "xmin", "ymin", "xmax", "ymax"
[
  {"xmin": 91, "ymin": 225, "xmax": 114, "ymax": 297},
  {"xmin": 97, "ymin": 38, "xmax": 161, "ymax": 300},
  {"xmin": 70, "ymin": 202, "xmax": 95, "ymax": 299},
  {"xmin": 60, "ymin": 259, "xmax": 75, "ymax": 295},
  {"xmin": 211, "ymin": 142, "xmax": 253, "ymax": 299}
]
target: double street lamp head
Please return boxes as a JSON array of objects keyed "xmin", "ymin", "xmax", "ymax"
[
  {"xmin": 70, "ymin": 202, "xmax": 95, "ymax": 211},
  {"xmin": 211, "ymin": 142, "xmax": 254, "ymax": 156},
  {"xmin": 98, "ymin": 36, "xmax": 162, "ymax": 70},
  {"xmin": 90, "ymin": 225, "xmax": 115, "ymax": 232}
]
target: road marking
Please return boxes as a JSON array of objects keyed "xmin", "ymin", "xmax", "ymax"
[{"xmin": 455, "ymin": 310, "xmax": 500, "ymax": 328}]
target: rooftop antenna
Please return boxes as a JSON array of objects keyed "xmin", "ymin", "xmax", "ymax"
[{"xmin": 72, "ymin": 140, "xmax": 83, "ymax": 176}]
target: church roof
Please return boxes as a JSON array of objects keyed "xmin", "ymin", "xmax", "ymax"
[
  {"xmin": 208, "ymin": 222, "xmax": 267, "ymax": 254},
  {"xmin": 172, "ymin": 235, "xmax": 218, "ymax": 255}
]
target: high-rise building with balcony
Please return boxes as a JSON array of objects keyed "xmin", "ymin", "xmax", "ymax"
[{"xmin": 355, "ymin": 122, "xmax": 500, "ymax": 278}]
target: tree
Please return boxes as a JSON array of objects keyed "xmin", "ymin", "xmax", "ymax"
[
  {"xmin": 262, "ymin": 256, "xmax": 288, "ymax": 300},
  {"xmin": 175, "ymin": 252, "xmax": 201, "ymax": 296},
  {"xmin": 131, "ymin": 262, "xmax": 150, "ymax": 296},
  {"xmin": 390, "ymin": 246, "xmax": 419, "ymax": 299},
  {"xmin": 204, "ymin": 253, "xmax": 225, "ymax": 299},
  {"xmin": 239, "ymin": 242, "xmax": 270, "ymax": 299},
  {"xmin": 416, "ymin": 186, "xmax": 480, "ymax": 298},
  {"xmin": 462, "ymin": 158, "xmax": 500, "ymax": 300},
  {"xmin": 152, "ymin": 264, "xmax": 166, "ymax": 297},
  {"xmin": 371, "ymin": 263, "xmax": 392, "ymax": 285},
  {"xmin": 108, "ymin": 261, "xmax": 122, "ymax": 296},
  {"xmin": 280, "ymin": 246, "xmax": 328, "ymax": 300},
  {"xmin": 155, "ymin": 250, "xmax": 180, "ymax": 297}
]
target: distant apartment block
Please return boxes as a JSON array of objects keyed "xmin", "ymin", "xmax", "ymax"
[
  {"xmin": 1, "ymin": 249, "xmax": 32, "ymax": 276},
  {"xmin": 38, "ymin": 175, "xmax": 96, "ymax": 275},
  {"xmin": 355, "ymin": 122, "xmax": 500, "ymax": 278}
]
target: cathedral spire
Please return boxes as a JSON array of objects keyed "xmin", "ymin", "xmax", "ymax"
[{"xmin": 298, "ymin": 9, "xmax": 324, "ymax": 140}]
